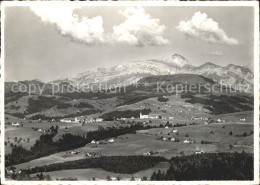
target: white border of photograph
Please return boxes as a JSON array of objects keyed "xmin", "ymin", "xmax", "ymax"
[{"xmin": 1, "ymin": 1, "xmax": 259, "ymax": 184}]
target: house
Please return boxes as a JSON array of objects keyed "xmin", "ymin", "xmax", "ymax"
[
  {"xmin": 183, "ymin": 139, "xmax": 192, "ymax": 144},
  {"xmin": 86, "ymin": 153, "xmax": 92, "ymax": 157},
  {"xmin": 191, "ymin": 117, "xmax": 202, "ymax": 121},
  {"xmin": 108, "ymin": 138, "xmax": 114, "ymax": 143},
  {"xmin": 111, "ymin": 177, "xmax": 117, "ymax": 181},
  {"xmin": 37, "ymin": 129, "xmax": 43, "ymax": 132},
  {"xmin": 162, "ymin": 137, "xmax": 167, "ymax": 141},
  {"xmin": 240, "ymin": 118, "xmax": 246, "ymax": 122},
  {"xmin": 60, "ymin": 118, "xmax": 72, "ymax": 123},
  {"xmin": 216, "ymin": 118, "xmax": 226, "ymax": 123},
  {"xmin": 12, "ymin": 122, "xmax": 19, "ymax": 126},
  {"xmin": 96, "ymin": 118, "xmax": 104, "ymax": 122},
  {"xmin": 149, "ymin": 114, "xmax": 159, "ymax": 119},
  {"xmin": 165, "ymin": 126, "xmax": 169, "ymax": 129},
  {"xmin": 140, "ymin": 112, "xmax": 149, "ymax": 119},
  {"xmin": 70, "ymin": 151, "xmax": 79, "ymax": 154},
  {"xmin": 143, "ymin": 152, "xmax": 151, "ymax": 156},
  {"xmin": 195, "ymin": 150, "xmax": 205, "ymax": 154},
  {"xmin": 60, "ymin": 117, "xmax": 80, "ymax": 123},
  {"xmin": 169, "ymin": 117, "xmax": 174, "ymax": 120},
  {"xmin": 85, "ymin": 118, "xmax": 95, "ymax": 123},
  {"xmin": 170, "ymin": 138, "xmax": 175, "ymax": 142},
  {"xmin": 172, "ymin": 129, "xmax": 178, "ymax": 133},
  {"xmin": 91, "ymin": 140, "xmax": 96, "ymax": 144},
  {"xmin": 203, "ymin": 117, "xmax": 209, "ymax": 121},
  {"xmin": 204, "ymin": 121, "xmax": 209, "ymax": 125}
]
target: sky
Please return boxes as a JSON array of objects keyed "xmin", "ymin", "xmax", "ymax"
[{"xmin": 4, "ymin": 5, "xmax": 255, "ymax": 82}]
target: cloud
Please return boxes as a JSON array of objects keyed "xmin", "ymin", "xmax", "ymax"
[
  {"xmin": 176, "ymin": 11, "xmax": 238, "ymax": 45},
  {"xmin": 112, "ymin": 7, "xmax": 169, "ymax": 46},
  {"xmin": 30, "ymin": 5, "xmax": 106, "ymax": 45},
  {"xmin": 30, "ymin": 6, "xmax": 169, "ymax": 47}
]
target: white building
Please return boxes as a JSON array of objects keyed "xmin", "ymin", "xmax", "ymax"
[
  {"xmin": 149, "ymin": 114, "xmax": 159, "ymax": 119},
  {"xmin": 183, "ymin": 139, "xmax": 192, "ymax": 144},
  {"xmin": 240, "ymin": 118, "xmax": 246, "ymax": 122},
  {"xmin": 195, "ymin": 150, "xmax": 205, "ymax": 154},
  {"xmin": 140, "ymin": 112, "xmax": 149, "ymax": 119},
  {"xmin": 108, "ymin": 138, "xmax": 114, "ymax": 143},
  {"xmin": 172, "ymin": 129, "xmax": 178, "ymax": 133},
  {"xmin": 91, "ymin": 140, "xmax": 96, "ymax": 144},
  {"xmin": 96, "ymin": 118, "xmax": 104, "ymax": 122},
  {"xmin": 60, "ymin": 118, "xmax": 72, "ymax": 123},
  {"xmin": 143, "ymin": 152, "xmax": 151, "ymax": 156},
  {"xmin": 12, "ymin": 122, "xmax": 19, "ymax": 126},
  {"xmin": 217, "ymin": 118, "xmax": 226, "ymax": 123}
]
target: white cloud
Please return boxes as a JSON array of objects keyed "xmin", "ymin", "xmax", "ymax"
[
  {"xmin": 30, "ymin": 5, "xmax": 106, "ymax": 45},
  {"xmin": 30, "ymin": 6, "xmax": 169, "ymax": 47},
  {"xmin": 176, "ymin": 11, "xmax": 238, "ymax": 45},
  {"xmin": 112, "ymin": 7, "xmax": 169, "ymax": 46}
]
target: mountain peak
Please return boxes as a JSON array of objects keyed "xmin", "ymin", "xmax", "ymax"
[
  {"xmin": 172, "ymin": 54, "xmax": 186, "ymax": 60},
  {"xmin": 162, "ymin": 53, "xmax": 190, "ymax": 67}
]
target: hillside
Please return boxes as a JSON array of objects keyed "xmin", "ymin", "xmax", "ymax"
[
  {"xmin": 5, "ymin": 74, "xmax": 253, "ymax": 120},
  {"xmin": 66, "ymin": 54, "xmax": 253, "ymax": 93}
]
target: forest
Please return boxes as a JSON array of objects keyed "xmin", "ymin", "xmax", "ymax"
[
  {"xmin": 22, "ymin": 156, "xmax": 166, "ymax": 175},
  {"xmin": 150, "ymin": 152, "xmax": 253, "ymax": 180}
]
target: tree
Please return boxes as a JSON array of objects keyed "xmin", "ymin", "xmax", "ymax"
[
  {"xmin": 106, "ymin": 175, "xmax": 111, "ymax": 181},
  {"xmin": 141, "ymin": 176, "xmax": 148, "ymax": 181},
  {"xmin": 229, "ymin": 131, "xmax": 233, "ymax": 136}
]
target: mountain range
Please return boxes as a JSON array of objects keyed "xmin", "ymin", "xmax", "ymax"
[
  {"xmin": 5, "ymin": 54, "xmax": 253, "ymax": 94},
  {"xmin": 58, "ymin": 54, "xmax": 253, "ymax": 93}
]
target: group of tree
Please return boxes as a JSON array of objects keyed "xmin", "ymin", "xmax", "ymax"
[
  {"xmin": 101, "ymin": 109, "xmax": 151, "ymax": 121},
  {"xmin": 150, "ymin": 152, "xmax": 253, "ymax": 180},
  {"xmin": 184, "ymin": 94, "xmax": 253, "ymax": 114},
  {"xmin": 22, "ymin": 155, "xmax": 166, "ymax": 175},
  {"xmin": 5, "ymin": 122, "xmax": 160, "ymax": 166}
]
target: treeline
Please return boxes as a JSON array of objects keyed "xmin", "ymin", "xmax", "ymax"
[
  {"xmin": 29, "ymin": 109, "xmax": 100, "ymax": 120},
  {"xmin": 151, "ymin": 152, "xmax": 253, "ymax": 180},
  {"xmin": 27, "ymin": 96, "xmax": 59, "ymax": 114},
  {"xmin": 184, "ymin": 94, "xmax": 253, "ymax": 114},
  {"xmin": 100, "ymin": 109, "xmax": 151, "ymax": 121},
  {"xmin": 5, "ymin": 123, "xmax": 158, "ymax": 166},
  {"xmin": 5, "ymin": 91, "xmax": 28, "ymax": 104},
  {"xmin": 22, "ymin": 156, "xmax": 166, "ymax": 175},
  {"xmin": 117, "ymin": 95, "xmax": 151, "ymax": 107}
]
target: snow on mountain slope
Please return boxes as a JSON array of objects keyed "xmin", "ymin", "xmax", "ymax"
[{"xmin": 64, "ymin": 54, "xmax": 253, "ymax": 93}]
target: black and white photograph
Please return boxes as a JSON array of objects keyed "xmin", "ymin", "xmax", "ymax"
[{"xmin": 1, "ymin": 2, "xmax": 259, "ymax": 183}]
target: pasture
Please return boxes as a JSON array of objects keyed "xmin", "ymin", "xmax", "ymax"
[
  {"xmin": 31, "ymin": 162, "xmax": 170, "ymax": 181},
  {"xmin": 13, "ymin": 115, "xmax": 253, "ymax": 172}
]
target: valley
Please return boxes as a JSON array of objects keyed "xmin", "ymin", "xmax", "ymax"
[{"xmin": 4, "ymin": 56, "xmax": 255, "ymax": 181}]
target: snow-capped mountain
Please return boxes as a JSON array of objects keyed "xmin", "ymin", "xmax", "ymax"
[{"xmin": 65, "ymin": 54, "xmax": 253, "ymax": 93}]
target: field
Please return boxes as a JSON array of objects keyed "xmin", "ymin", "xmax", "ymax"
[
  {"xmin": 11, "ymin": 111, "xmax": 253, "ymax": 178},
  {"xmin": 5, "ymin": 119, "xmax": 123, "ymax": 154},
  {"xmin": 32, "ymin": 162, "xmax": 170, "ymax": 181}
]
